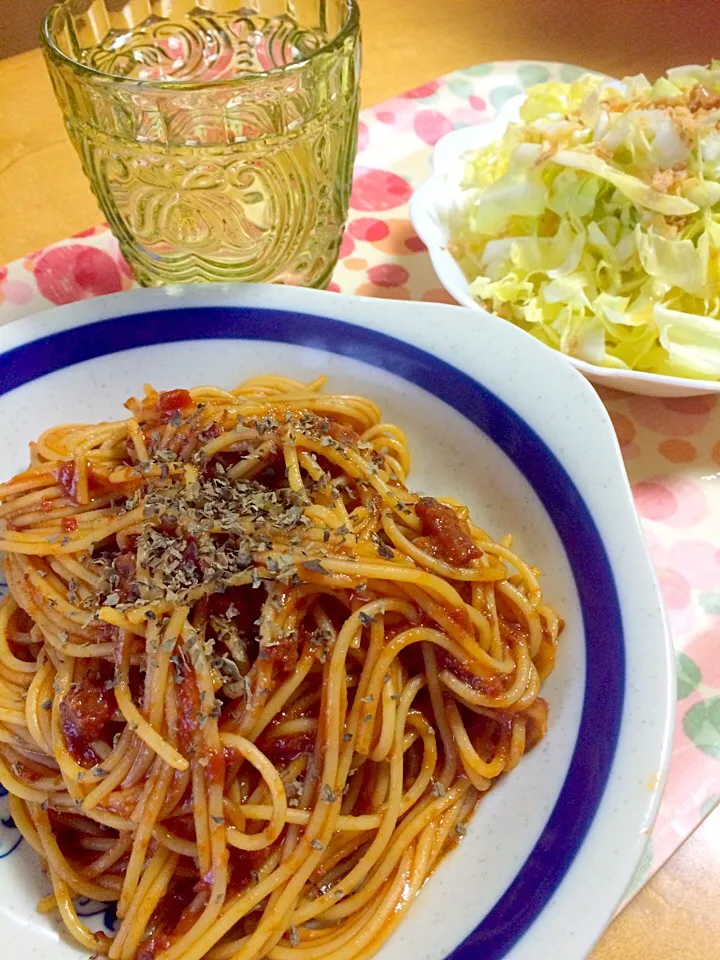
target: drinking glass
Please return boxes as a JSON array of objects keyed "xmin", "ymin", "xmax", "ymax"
[{"xmin": 41, "ymin": 0, "xmax": 361, "ymax": 287}]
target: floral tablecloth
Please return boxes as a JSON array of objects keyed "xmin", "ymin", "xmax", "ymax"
[{"xmin": 1, "ymin": 60, "xmax": 719, "ymax": 899}]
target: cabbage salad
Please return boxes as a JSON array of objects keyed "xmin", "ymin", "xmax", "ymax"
[{"xmin": 452, "ymin": 64, "xmax": 720, "ymax": 378}]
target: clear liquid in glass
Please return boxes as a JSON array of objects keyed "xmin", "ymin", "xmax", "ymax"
[{"xmin": 43, "ymin": 2, "xmax": 360, "ymax": 287}]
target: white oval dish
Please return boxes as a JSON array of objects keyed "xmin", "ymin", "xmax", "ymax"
[
  {"xmin": 0, "ymin": 284, "xmax": 673, "ymax": 960},
  {"xmin": 409, "ymin": 93, "xmax": 720, "ymax": 398}
]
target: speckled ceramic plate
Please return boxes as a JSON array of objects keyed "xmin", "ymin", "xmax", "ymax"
[{"xmin": 0, "ymin": 285, "xmax": 673, "ymax": 960}]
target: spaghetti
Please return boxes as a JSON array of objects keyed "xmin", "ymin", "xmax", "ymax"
[{"xmin": 0, "ymin": 374, "xmax": 561, "ymax": 960}]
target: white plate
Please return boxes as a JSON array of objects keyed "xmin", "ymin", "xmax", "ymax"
[
  {"xmin": 409, "ymin": 94, "xmax": 720, "ymax": 398},
  {"xmin": 0, "ymin": 285, "xmax": 673, "ymax": 960}
]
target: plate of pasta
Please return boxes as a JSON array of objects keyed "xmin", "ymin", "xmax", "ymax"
[{"xmin": 0, "ymin": 284, "xmax": 672, "ymax": 960}]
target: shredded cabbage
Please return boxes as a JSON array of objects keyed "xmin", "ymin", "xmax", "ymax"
[{"xmin": 452, "ymin": 63, "xmax": 720, "ymax": 378}]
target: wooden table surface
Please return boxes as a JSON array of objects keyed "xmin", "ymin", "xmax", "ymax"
[{"xmin": 1, "ymin": 1, "xmax": 720, "ymax": 955}]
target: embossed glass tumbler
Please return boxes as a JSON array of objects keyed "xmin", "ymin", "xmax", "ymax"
[{"xmin": 41, "ymin": 0, "xmax": 361, "ymax": 287}]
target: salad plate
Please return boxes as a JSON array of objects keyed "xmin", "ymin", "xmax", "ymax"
[
  {"xmin": 410, "ymin": 67, "xmax": 720, "ymax": 397},
  {"xmin": 0, "ymin": 283, "xmax": 673, "ymax": 959}
]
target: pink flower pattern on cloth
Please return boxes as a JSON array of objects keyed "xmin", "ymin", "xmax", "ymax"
[{"xmin": 1, "ymin": 60, "xmax": 719, "ymax": 900}]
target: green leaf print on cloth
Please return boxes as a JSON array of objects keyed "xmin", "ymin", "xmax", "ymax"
[{"xmin": 684, "ymin": 696, "xmax": 720, "ymax": 759}]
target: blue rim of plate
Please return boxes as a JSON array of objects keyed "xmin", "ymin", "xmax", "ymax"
[{"xmin": 0, "ymin": 304, "xmax": 624, "ymax": 959}]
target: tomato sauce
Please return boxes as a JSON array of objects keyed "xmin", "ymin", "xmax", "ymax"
[
  {"xmin": 113, "ymin": 551, "xmax": 137, "ymax": 601},
  {"xmin": 436, "ymin": 649, "xmax": 505, "ymax": 696},
  {"xmin": 327, "ymin": 420, "xmax": 360, "ymax": 446},
  {"xmin": 136, "ymin": 933, "xmax": 170, "ymax": 960},
  {"xmin": 207, "ymin": 585, "xmax": 265, "ymax": 638},
  {"xmin": 135, "ymin": 878, "xmax": 197, "ymax": 960},
  {"xmin": 59, "ymin": 675, "xmax": 116, "ymax": 768},
  {"xmin": 175, "ymin": 664, "xmax": 201, "ymax": 755},
  {"xmin": 157, "ymin": 389, "xmax": 193, "ymax": 423},
  {"xmin": 415, "ymin": 497, "xmax": 481, "ymax": 566},
  {"xmin": 260, "ymin": 637, "xmax": 299, "ymax": 669},
  {"xmin": 260, "ymin": 731, "xmax": 315, "ymax": 763},
  {"xmin": 524, "ymin": 697, "xmax": 549, "ymax": 749},
  {"xmin": 56, "ymin": 460, "xmax": 124, "ymax": 504},
  {"xmin": 203, "ymin": 745, "xmax": 225, "ymax": 788}
]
